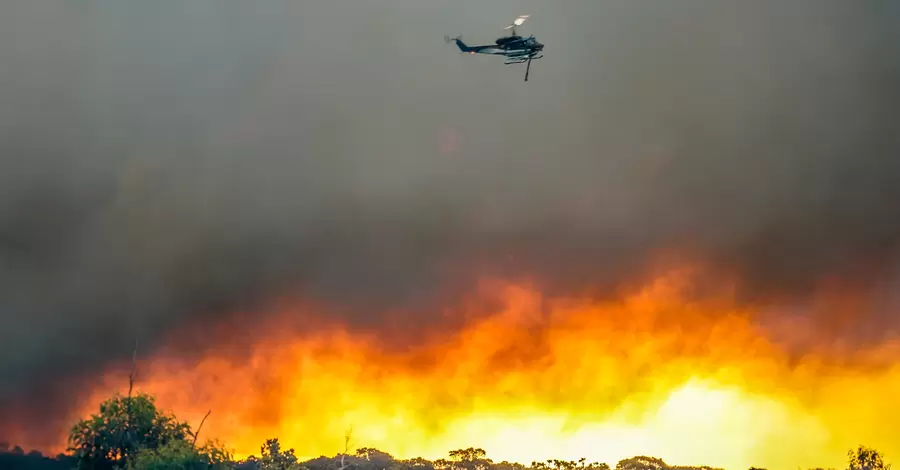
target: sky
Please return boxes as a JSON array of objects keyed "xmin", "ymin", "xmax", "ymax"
[{"xmin": 2, "ymin": 0, "xmax": 900, "ymax": 451}]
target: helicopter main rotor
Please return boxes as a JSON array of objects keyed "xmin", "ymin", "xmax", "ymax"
[{"xmin": 503, "ymin": 14, "xmax": 530, "ymax": 36}]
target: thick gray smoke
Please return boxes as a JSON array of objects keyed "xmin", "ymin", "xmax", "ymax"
[{"xmin": 2, "ymin": 0, "xmax": 900, "ymax": 448}]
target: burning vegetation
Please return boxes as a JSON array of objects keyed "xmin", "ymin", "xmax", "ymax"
[{"xmin": 3, "ymin": 269, "xmax": 899, "ymax": 469}]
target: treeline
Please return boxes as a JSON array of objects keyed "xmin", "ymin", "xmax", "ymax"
[
  {"xmin": 0, "ymin": 444, "xmax": 76, "ymax": 470},
  {"xmin": 0, "ymin": 444, "xmax": 726, "ymax": 470},
  {"xmin": 0, "ymin": 392, "xmax": 890, "ymax": 470}
]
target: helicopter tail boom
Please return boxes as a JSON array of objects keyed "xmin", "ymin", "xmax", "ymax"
[{"xmin": 445, "ymin": 35, "xmax": 474, "ymax": 53}]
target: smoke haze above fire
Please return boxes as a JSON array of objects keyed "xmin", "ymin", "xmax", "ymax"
[{"xmin": 2, "ymin": 0, "xmax": 900, "ymax": 458}]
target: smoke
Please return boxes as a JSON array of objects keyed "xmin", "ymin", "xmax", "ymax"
[{"xmin": 2, "ymin": 0, "xmax": 900, "ymax": 448}]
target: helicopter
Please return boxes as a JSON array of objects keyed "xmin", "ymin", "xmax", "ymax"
[{"xmin": 445, "ymin": 15, "xmax": 544, "ymax": 81}]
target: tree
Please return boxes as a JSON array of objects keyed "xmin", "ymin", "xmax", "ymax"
[
  {"xmin": 68, "ymin": 392, "xmax": 192, "ymax": 470},
  {"xmin": 447, "ymin": 448, "xmax": 491, "ymax": 470},
  {"xmin": 355, "ymin": 448, "xmax": 396, "ymax": 470},
  {"xmin": 493, "ymin": 461, "xmax": 528, "ymax": 470},
  {"xmin": 256, "ymin": 439, "xmax": 305, "ymax": 470},
  {"xmin": 448, "ymin": 449, "xmax": 487, "ymax": 463},
  {"xmin": 127, "ymin": 438, "xmax": 233, "ymax": 470},
  {"xmin": 587, "ymin": 464, "xmax": 611, "ymax": 470},
  {"xmin": 548, "ymin": 460, "xmax": 577, "ymax": 470},
  {"xmin": 397, "ymin": 457, "xmax": 436, "ymax": 470},
  {"xmin": 615, "ymin": 456, "xmax": 668, "ymax": 470},
  {"xmin": 848, "ymin": 446, "xmax": 891, "ymax": 470},
  {"xmin": 531, "ymin": 461, "xmax": 551, "ymax": 470},
  {"xmin": 541, "ymin": 459, "xmax": 609, "ymax": 470}
]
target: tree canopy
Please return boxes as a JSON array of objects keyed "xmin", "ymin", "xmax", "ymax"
[
  {"xmin": 65, "ymin": 392, "xmax": 228, "ymax": 470},
  {"xmin": 848, "ymin": 445, "xmax": 892, "ymax": 470},
  {"xmin": 68, "ymin": 392, "xmax": 192, "ymax": 469}
]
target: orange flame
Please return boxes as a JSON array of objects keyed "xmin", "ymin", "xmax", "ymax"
[{"xmin": 63, "ymin": 269, "xmax": 900, "ymax": 469}]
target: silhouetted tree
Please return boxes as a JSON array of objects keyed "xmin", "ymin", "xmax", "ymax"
[
  {"xmin": 447, "ymin": 448, "xmax": 491, "ymax": 470},
  {"xmin": 531, "ymin": 461, "xmax": 550, "ymax": 470},
  {"xmin": 615, "ymin": 456, "xmax": 668, "ymax": 470},
  {"xmin": 848, "ymin": 446, "xmax": 890, "ymax": 470},
  {"xmin": 548, "ymin": 459, "xmax": 577, "ymax": 470},
  {"xmin": 256, "ymin": 438, "xmax": 305, "ymax": 470},
  {"xmin": 434, "ymin": 459, "xmax": 453, "ymax": 470},
  {"xmin": 395, "ymin": 457, "xmax": 435, "ymax": 470},
  {"xmin": 493, "ymin": 461, "xmax": 528, "ymax": 470},
  {"xmin": 355, "ymin": 448, "xmax": 396, "ymax": 470},
  {"xmin": 449, "ymin": 449, "xmax": 487, "ymax": 462}
]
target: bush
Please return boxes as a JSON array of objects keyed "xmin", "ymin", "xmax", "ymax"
[{"xmin": 127, "ymin": 438, "xmax": 233, "ymax": 470}]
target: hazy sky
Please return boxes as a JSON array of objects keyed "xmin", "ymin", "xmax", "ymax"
[{"xmin": 2, "ymin": 0, "xmax": 900, "ymax": 443}]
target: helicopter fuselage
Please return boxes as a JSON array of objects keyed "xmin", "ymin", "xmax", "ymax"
[{"xmin": 452, "ymin": 34, "xmax": 543, "ymax": 57}]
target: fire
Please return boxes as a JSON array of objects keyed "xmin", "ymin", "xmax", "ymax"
[{"xmin": 65, "ymin": 269, "xmax": 899, "ymax": 469}]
